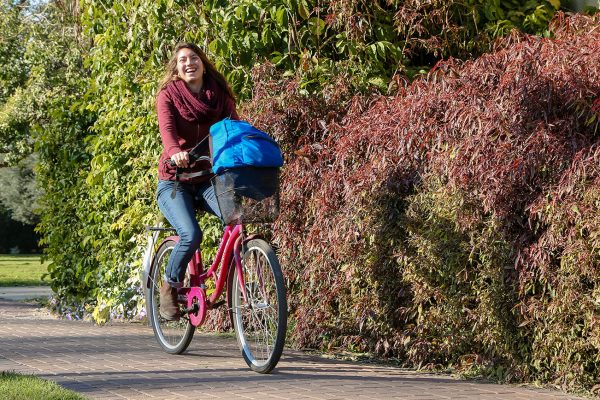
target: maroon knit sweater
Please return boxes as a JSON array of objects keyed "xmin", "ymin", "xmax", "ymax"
[{"xmin": 156, "ymin": 86, "xmax": 238, "ymax": 183}]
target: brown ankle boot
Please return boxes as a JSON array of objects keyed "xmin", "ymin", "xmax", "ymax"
[{"xmin": 159, "ymin": 281, "xmax": 180, "ymax": 321}]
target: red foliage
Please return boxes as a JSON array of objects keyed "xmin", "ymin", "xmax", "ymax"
[{"xmin": 242, "ymin": 12, "xmax": 600, "ymax": 390}]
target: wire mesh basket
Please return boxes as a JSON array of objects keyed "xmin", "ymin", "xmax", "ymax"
[{"xmin": 211, "ymin": 167, "xmax": 280, "ymax": 226}]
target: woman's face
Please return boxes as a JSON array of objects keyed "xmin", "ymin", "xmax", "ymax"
[{"xmin": 176, "ymin": 47, "xmax": 204, "ymax": 86}]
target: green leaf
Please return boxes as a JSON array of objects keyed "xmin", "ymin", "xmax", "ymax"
[
  {"xmin": 298, "ymin": 0, "xmax": 310, "ymax": 20},
  {"xmin": 308, "ymin": 17, "xmax": 325, "ymax": 36},
  {"xmin": 376, "ymin": 41, "xmax": 386, "ymax": 58},
  {"xmin": 367, "ymin": 76, "xmax": 387, "ymax": 90},
  {"xmin": 275, "ymin": 7, "xmax": 288, "ymax": 26}
]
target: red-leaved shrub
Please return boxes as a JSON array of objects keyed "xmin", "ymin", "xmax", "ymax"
[{"xmin": 241, "ymin": 12, "xmax": 599, "ymax": 392}]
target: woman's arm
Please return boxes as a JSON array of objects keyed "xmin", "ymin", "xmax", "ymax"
[
  {"xmin": 157, "ymin": 91, "xmax": 183, "ymax": 157},
  {"xmin": 157, "ymin": 91, "xmax": 191, "ymax": 167}
]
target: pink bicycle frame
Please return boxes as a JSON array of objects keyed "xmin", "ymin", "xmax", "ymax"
[{"xmin": 174, "ymin": 224, "xmax": 248, "ymax": 326}]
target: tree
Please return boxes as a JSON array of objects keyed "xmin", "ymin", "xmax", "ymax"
[
  {"xmin": 0, "ymin": 0, "xmax": 87, "ymax": 224},
  {"xmin": 0, "ymin": 154, "xmax": 39, "ymax": 224},
  {"xmin": 0, "ymin": 0, "xmax": 32, "ymax": 167}
]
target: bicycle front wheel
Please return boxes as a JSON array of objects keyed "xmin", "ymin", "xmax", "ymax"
[
  {"xmin": 231, "ymin": 238, "xmax": 287, "ymax": 373},
  {"xmin": 147, "ymin": 238, "xmax": 195, "ymax": 354}
]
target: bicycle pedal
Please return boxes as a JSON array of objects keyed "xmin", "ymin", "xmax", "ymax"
[
  {"xmin": 181, "ymin": 303, "xmax": 199, "ymax": 314},
  {"xmin": 210, "ymin": 300, "xmax": 226, "ymax": 310}
]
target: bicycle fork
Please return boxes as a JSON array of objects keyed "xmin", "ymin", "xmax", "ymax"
[{"xmin": 233, "ymin": 233, "xmax": 249, "ymax": 304}]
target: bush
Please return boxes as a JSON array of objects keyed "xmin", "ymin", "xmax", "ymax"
[{"xmin": 241, "ymin": 12, "xmax": 600, "ymax": 392}]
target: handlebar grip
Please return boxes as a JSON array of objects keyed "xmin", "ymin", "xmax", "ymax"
[{"xmin": 166, "ymin": 155, "xmax": 211, "ymax": 168}]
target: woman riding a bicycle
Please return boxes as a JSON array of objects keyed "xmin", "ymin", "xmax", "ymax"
[
  {"xmin": 148, "ymin": 42, "xmax": 287, "ymax": 373},
  {"xmin": 155, "ymin": 42, "xmax": 238, "ymax": 321}
]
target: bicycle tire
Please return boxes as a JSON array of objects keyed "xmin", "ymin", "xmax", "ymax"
[
  {"xmin": 230, "ymin": 238, "xmax": 287, "ymax": 373},
  {"xmin": 147, "ymin": 238, "xmax": 195, "ymax": 354}
]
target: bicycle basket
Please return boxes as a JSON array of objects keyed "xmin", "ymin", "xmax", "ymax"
[{"xmin": 211, "ymin": 167, "xmax": 280, "ymax": 225}]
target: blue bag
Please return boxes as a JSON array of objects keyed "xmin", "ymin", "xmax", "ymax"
[{"xmin": 210, "ymin": 118, "xmax": 284, "ymax": 174}]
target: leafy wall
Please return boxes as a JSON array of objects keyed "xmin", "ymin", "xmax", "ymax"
[{"xmin": 36, "ymin": 0, "xmax": 562, "ymax": 320}]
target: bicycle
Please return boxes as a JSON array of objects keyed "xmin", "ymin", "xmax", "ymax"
[{"xmin": 141, "ymin": 166, "xmax": 287, "ymax": 374}]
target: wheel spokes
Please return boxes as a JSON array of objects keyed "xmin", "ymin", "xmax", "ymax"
[
  {"xmin": 152, "ymin": 246, "xmax": 191, "ymax": 348},
  {"xmin": 236, "ymin": 249, "xmax": 279, "ymax": 364}
]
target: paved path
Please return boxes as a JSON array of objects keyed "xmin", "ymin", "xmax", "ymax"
[
  {"xmin": 0, "ymin": 299, "xmax": 588, "ymax": 400},
  {"xmin": 0, "ymin": 285, "xmax": 53, "ymax": 301}
]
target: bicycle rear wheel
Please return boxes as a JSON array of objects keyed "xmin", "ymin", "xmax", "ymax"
[
  {"xmin": 147, "ymin": 238, "xmax": 195, "ymax": 354},
  {"xmin": 230, "ymin": 238, "xmax": 287, "ymax": 373}
]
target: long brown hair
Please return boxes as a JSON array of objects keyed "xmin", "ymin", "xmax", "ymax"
[{"xmin": 156, "ymin": 42, "xmax": 236, "ymax": 102}]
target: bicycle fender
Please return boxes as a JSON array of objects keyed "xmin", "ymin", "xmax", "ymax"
[
  {"xmin": 141, "ymin": 229, "xmax": 161, "ymax": 290},
  {"xmin": 242, "ymin": 233, "xmax": 263, "ymax": 247},
  {"xmin": 144, "ymin": 235, "xmax": 180, "ymax": 289}
]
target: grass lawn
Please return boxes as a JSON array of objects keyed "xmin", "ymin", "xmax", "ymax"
[
  {"xmin": 0, "ymin": 371, "xmax": 87, "ymax": 400},
  {"xmin": 0, "ymin": 254, "xmax": 49, "ymax": 287}
]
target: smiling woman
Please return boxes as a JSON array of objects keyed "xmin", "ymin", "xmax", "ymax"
[
  {"xmin": 175, "ymin": 47, "xmax": 205, "ymax": 94},
  {"xmin": 153, "ymin": 42, "xmax": 238, "ymax": 321}
]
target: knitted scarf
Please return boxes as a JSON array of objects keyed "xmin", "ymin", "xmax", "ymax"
[{"xmin": 165, "ymin": 76, "xmax": 227, "ymax": 123}]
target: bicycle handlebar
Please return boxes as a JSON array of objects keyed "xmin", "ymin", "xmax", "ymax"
[
  {"xmin": 167, "ymin": 155, "xmax": 211, "ymax": 168},
  {"xmin": 166, "ymin": 136, "xmax": 212, "ymax": 168}
]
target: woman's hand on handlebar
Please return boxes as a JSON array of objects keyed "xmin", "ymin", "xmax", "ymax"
[{"xmin": 170, "ymin": 151, "xmax": 193, "ymax": 168}]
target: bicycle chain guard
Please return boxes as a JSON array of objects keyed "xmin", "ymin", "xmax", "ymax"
[{"xmin": 186, "ymin": 287, "xmax": 207, "ymax": 327}]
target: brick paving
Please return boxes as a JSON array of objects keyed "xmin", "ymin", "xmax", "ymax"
[
  {"xmin": 0, "ymin": 298, "xmax": 588, "ymax": 400},
  {"xmin": 0, "ymin": 286, "xmax": 53, "ymax": 301}
]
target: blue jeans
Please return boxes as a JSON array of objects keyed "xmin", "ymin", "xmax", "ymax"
[{"xmin": 156, "ymin": 179, "xmax": 222, "ymax": 286}]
